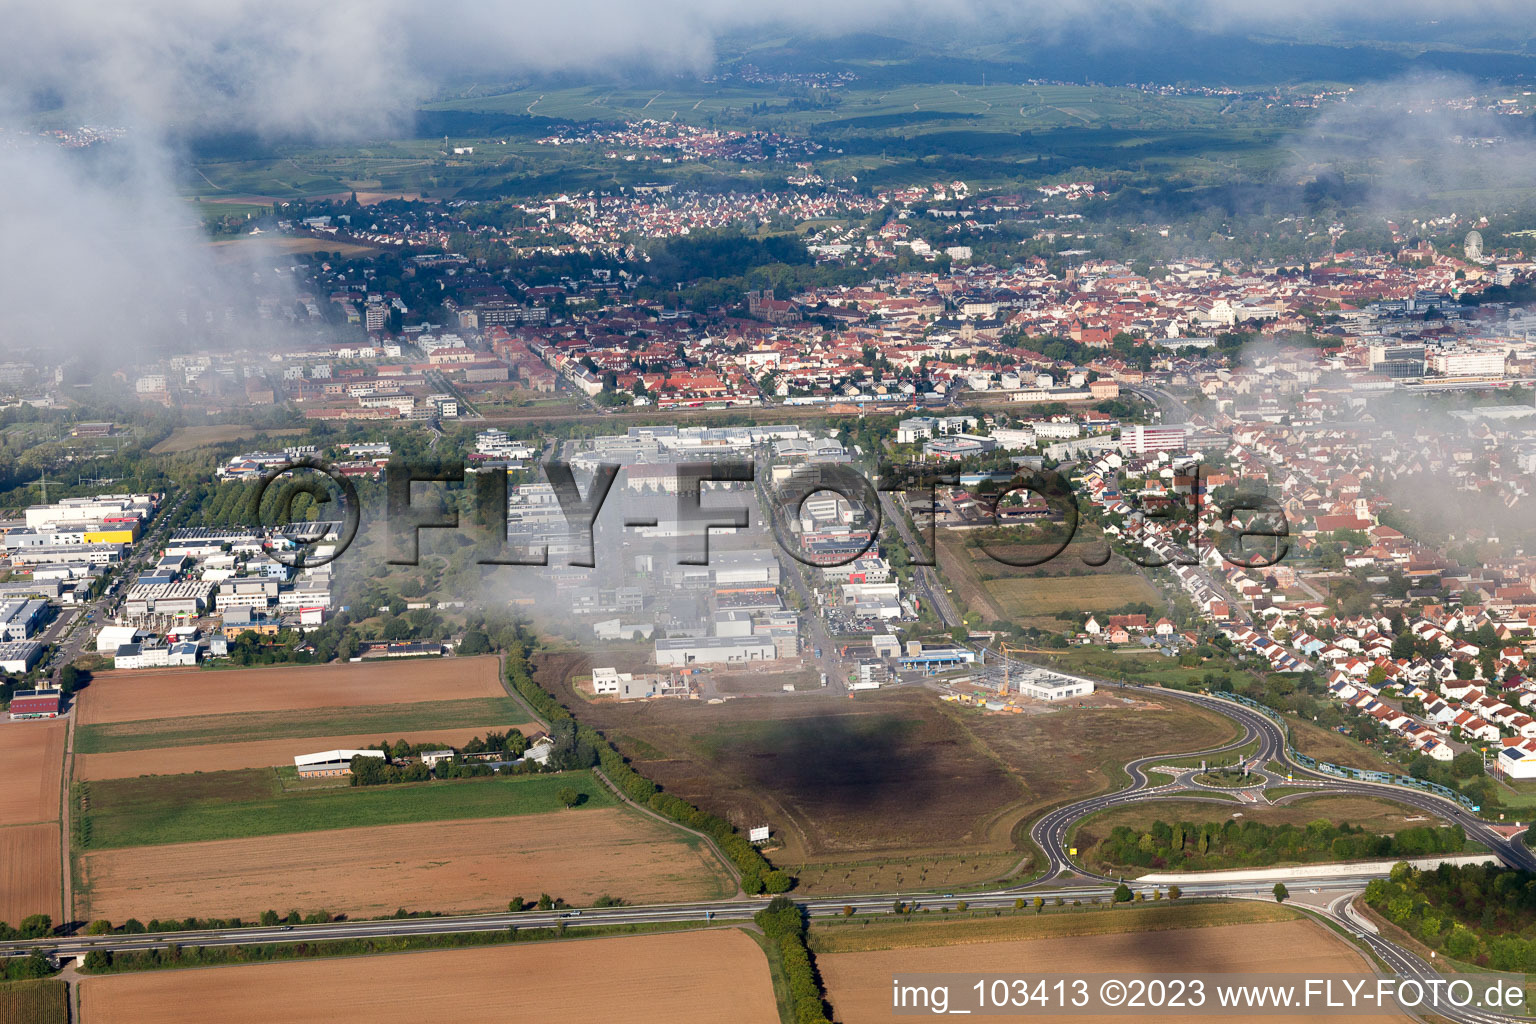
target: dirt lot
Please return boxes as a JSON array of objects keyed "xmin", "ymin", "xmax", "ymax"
[
  {"xmin": 541, "ymin": 650, "xmax": 1021, "ymax": 862},
  {"xmin": 77, "ymin": 723, "xmax": 540, "ymax": 781},
  {"xmin": 536, "ymin": 651, "xmax": 1235, "ymax": 874},
  {"xmin": 0, "ymin": 719, "xmax": 65, "ymax": 823},
  {"xmin": 819, "ymin": 917, "xmax": 1408, "ymax": 1023},
  {"xmin": 78, "ymin": 657, "xmax": 506, "ymax": 725},
  {"xmin": 0, "ymin": 824, "xmax": 62, "ymax": 924},
  {"xmin": 78, "ymin": 807, "xmax": 734, "ymax": 921},
  {"xmin": 956, "ymin": 696, "xmax": 1237, "ymax": 835},
  {"xmin": 80, "ymin": 928, "xmax": 778, "ymax": 1024}
]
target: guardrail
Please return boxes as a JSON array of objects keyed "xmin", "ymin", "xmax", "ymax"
[{"xmin": 1216, "ymin": 692, "xmax": 1480, "ymax": 812}]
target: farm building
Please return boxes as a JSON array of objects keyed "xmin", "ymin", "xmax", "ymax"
[
  {"xmin": 358, "ymin": 641, "xmax": 444, "ymax": 658},
  {"xmin": 8, "ymin": 689, "xmax": 61, "ymax": 720},
  {"xmin": 295, "ymin": 749, "xmax": 386, "ymax": 778},
  {"xmin": 0, "ymin": 640, "xmax": 45, "ymax": 674}
]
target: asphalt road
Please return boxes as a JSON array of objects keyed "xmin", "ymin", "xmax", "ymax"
[
  {"xmin": 877, "ymin": 489, "xmax": 961, "ymax": 628},
  {"xmin": 8, "ymin": 662, "xmax": 1530, "ymax": 1021}
]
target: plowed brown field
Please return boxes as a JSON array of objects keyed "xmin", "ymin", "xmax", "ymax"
[
  {"xmin": 80, "ymin": 929, "xmax": 778, "ymax": 1024},
  {"xmin": 819, "ymin": 918, "xmax": 1409, "ymax": 1024},
  {"xmin": 76, "ymin": 723, "xmax": 541, "ymax": 780},
  {"xmin": 78, "ymin": 657, "xmax": 505, "ymax": 725},
  {"xmin": 0, "ymin": 719, "xmax": 65, "ymax": 823},
  {"xmin": 79, "ymin": 807, "xmax": 735, "ymax": 921},
  {"xmin": 0, "ymin": 824, "xmax": 62, "ymax": 923}
]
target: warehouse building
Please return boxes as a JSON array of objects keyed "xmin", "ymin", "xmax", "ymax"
[
  {"xmin": 12, "ymin": 543, "xmax": 125, "ymax": 566},
  {"xmin": 24, "ymin": 494, "xmax": 154, "ymax": 530},
  {"xmin": 0, "ymin": 641, "xmax": 45, "ymax": 674},
  {"xmin": 0, "ymin": 599, "xmax": 48, "ymax": 641},
  {"xmin": 8, "ymin": 689, "xmax": 60, "ymax": 720},
  {"xmin": 654, "ymin": 635, "xmax": 777, "ymax": 666},
  {"xmin": 163, "ymin": 528, "xmax": 265, "ymax": 558},
  {"xmin": 95, "ymin": 625, "xmax": 146, "ymax": 653},
  {"xmin": 0, "ymin": 579, "xmax": 65, "ymax": 601},
  {"xmin": 123, "ymin": 581, "xmax": 216, "ymax": 619}
]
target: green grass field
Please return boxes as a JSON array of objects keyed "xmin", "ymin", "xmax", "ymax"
[
  {"xmin": 75, "ymin": 697, "xmax": 528, "ymax": 754},
  {"xmin": 983, "ymin": 573, "xmax": 1162, "ymax": 617},
  {"xmin": 81, "ymin": 768, "xmax": 612, "ymax": 848},
  {"xmin": 0, "ymin": 979, "xmax": 68, "ymax": 1024}
]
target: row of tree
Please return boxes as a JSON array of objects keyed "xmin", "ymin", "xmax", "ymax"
[
  {"xmin": 756, "ymin": 897, "xmax": 832, "ymax": 1024},
  {"xmin": 503, "ymin": 637, "xmax": 790, "ymax": 895},
  {"xmin": 1097, "ymin": 818, "xmax": 1466, "ymax": 872}
]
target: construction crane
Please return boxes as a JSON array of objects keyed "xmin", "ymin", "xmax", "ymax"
[{"xmin": 995, "ymin": 642, "xmax": 1042, "ymax": 695}]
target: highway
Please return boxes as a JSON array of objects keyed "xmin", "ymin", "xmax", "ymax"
[{"xmin": 5, "ymin": 668, "xmax": 1530, "ymax": 1021}]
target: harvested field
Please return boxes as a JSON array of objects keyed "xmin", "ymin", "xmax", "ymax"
[
  {"xmin": 0, "ymin": 719, "xmax": 65, "ymax": 823},
  {"xmin": 77, "ymin": 657, "xmax": 505, "ymax": 726},
  {"xmin": 78, "ymin": 723, "xmax": 540, "ymax": 780},
  {"xmin": 78, "ymin": 807, "xmax": 735, "ymax": 921},
  {"xmin": 0, "ymin": 824, "xmax": 62, "ymax": 924},
  {"xmin": 75, "ymin": 697, "xmax": 527, "ymax": 755},
  {"xmin": 819, "ymin": 916, "xmax": 1408, "ymax": 1023},
  {"xmin": 81, "ymin": 929, "xmax": 776, "ymax": 1024}
]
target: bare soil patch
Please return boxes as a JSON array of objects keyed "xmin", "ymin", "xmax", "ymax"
[
  {"xmin": 77, "ymin": 723, "xmax": 540, "ymax": 780},
  {"xmin": 534, "ymin": 651, "xmax": 1235, "ymax": 874},
  {"xmin": 78, "ymin": 807, "xmax": 733, "ymax": 921},
  {"xmin": 0, "ymin": 824, "xmax": 62, "ymax": 924},
  {"xmin": 0, "ymin": 719, "xmax": 65, "ymax": 823},
  {"xmin": 79, "ymin": 929, "xmax": 777, "ymax": 1024},
  {"xmin": 78, "ymin": 657, "xmax": 505, "ymax": 726}
]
